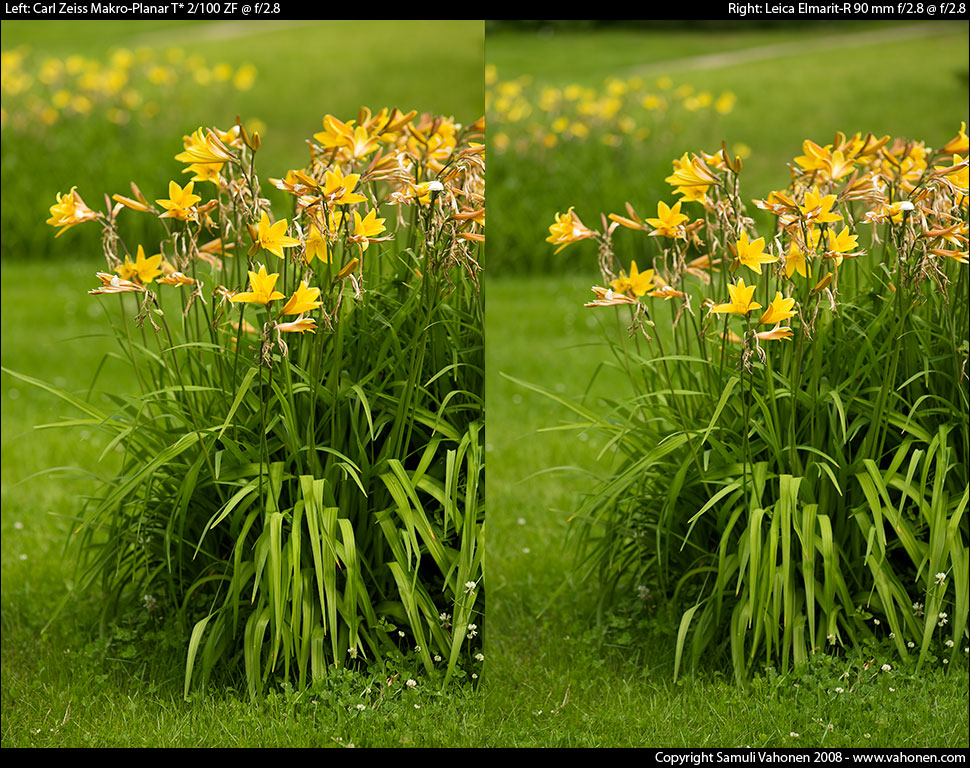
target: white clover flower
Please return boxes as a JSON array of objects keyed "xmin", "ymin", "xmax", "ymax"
[
  {"xmin": 913, "ymin": 602, "xmax": 924, "ymax": 617},
  {"xmin": 356, "ymin": 703, "xmax": 366, "ymax": 711},
  {"xmin": 934, "ymin": 572, "xmax": 947, "ymax": 585},
  {"xmin": 834, "ymin": 687, "xmax": 844, "ymax": 694},
  {"xmin": 348, "ymin": 647, "xmax": 357, "ymax": 658},
  {"xmin": 406, "ymin": 679, "xmax": 417, "ymax": 688},
  {"xmin": 790, "ymin": 732, "xmax": 799, "ymax": 738},
  {"xmin": 938, "ymin": 612, "xmax": 948, "ymax": 627},
  {"xmin": 881, "ymin": 663, "xmax": 892, "ymax": 672},
  {"xmin": 945, "ymin": 639, "xmax": 954, "ymax": 648},
  {"xmin": 907, "ymin": 641, "xmax": 915, "ymax": 648},
  {"xmin": 873, "ymin": 618, "xmax": 880, "ymax": 626},
  {"xmin": 433, "ymin": 654, "xmax": 442, "ymax": 662},
  {"xmin": 464, "ymin": 581, "xmax": 477, "ymax": 593},
  {"xmin": 475, "ymin": 652, "xmax": 484, "ymax": 661}
]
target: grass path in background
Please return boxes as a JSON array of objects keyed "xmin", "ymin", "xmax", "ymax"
[{"xmin": 618, "ymin": 20, "xmax": 953, "ymax": 77}]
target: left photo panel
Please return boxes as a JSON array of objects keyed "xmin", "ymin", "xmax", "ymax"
[{"xmin": 1, "ymin": 18, "xmax": 485, "ymax": 747}]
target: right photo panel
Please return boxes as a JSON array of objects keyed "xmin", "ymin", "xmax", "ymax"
[{"xmin": 484, "ymin": 18, "xmax": 969, "ymax": 748}]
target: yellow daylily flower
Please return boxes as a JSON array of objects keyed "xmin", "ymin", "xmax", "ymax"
[
  {"xmin": 794, "ymin": 140, "xmax": 854, "ymax": 182},
  {"xmin": 734, "ymin": 231, "xmax": 777, "ymax": 275},
  {"xmin": 712, "ymin": 278, "xmax": 762, "ymax": 316},
  {"xmin": 313, "ymin": 115, "xmax": 380, "ymax": 160},
  {"xmin": 156, "ymin": 180, "xmax": 201, "ymax": 221},
  {"xmin": 644, "ymin": 200, "xmax": 689, "ymax": 239},
  {"xmin": 47, "ymin": 186, "xmax": 99, "ymax": 236},
  {"xmin": 89, "ymin": 272, "xmax": 145, "ymax": 295},
  {"xmin": 607, "ymin": 202, "xmax": 649, "ymax": 232},
  {"xmin": 304, "ymin": 221, "xmax": 330, "ymax": 264},
  {"xmin": 754, "ymin": 324, "xmax": 794, "ymax": 341},
  {"xmin": 336, "ymin": 257, "xmax": 360, "ymax": 280},
  {"xmin": 276, "ymin": 316, "xmax": 317, "ymax": 334},
  {"xmin": 665, "ymin": 152, "xmax": 718, "ymax": 190},
  {"xmin": 930, "ymin": 247, "xmax": 968, "ymax": 264},
  {"xmin": 811, "ymin": 273, "xmax": 834, "ymax": 294},
  {"xmin": 863, "ymin": 200, "xmax": 913, "ymax": 225},
  {"xmin": 175, "ymin": 127, "xmax": 235, "ymax": 166},
  {"xmin": 280, "ymin": 281, "xmax": 322, "ymax": 316},
  {"xmin": 313, "ymin": 114, "xmax": 353, "ymax": 149},
  {"xmin": 112, "ymin": 192, "xmax": 152, "ymax": 214},
  {"xmin": 785, "ymin": 240, "xmax": 811, "ymax": 279},
  {"xmin": 351, "ymin": 209, "xmax": 386, "ymax": 253},
  {"xmin": 546, "ymin": 207, "xmax": 595, "ymax": 254},
  {"xmin": 942, "ymin": 122, "xmax": 969, "ymax": 156},
  {"xmin": 256, "ymin": 211, "xmax": 301, "ymax": 258},
  {"xmin": 825, "ymin": 226, "xmax": 862, "ymax": 263},
  {"xmin": 115, "ymin": 244, "xmax": 164, "ymax": 284},
  {"xmin": 799, "ymin": 187, "xmax": 842, "ymax": 225},
  {"xmin": 584, "ymin": 285, "xmax": 639, "ymax": 307},
  {"xmin": 626, "ymin": 261, "xmax": 655, "ymax": 297},
  {"xmin": 322, "ymin": 166, "xmax": 367, "ymax": 206},
  {"xmin": 230, "ymin": 264, "xmax": 286, "ymax": 305},
  {"xmin": 157, "ymin": 271, "xmax": 196, "ymax": 286},
  {"xmin": 758, "ymin": 292, "xmax": 796, "ymax": 326},
  {"xmin": 610, "ymin": 260, "xmax": 654, "ymax": 298},
  {"xmin": 935, "ymin": 154, "xmax": 968, "ymax": 193},
  {"xmin": 793, "ymin": 139, "xmax": 831, "ymax": 173},
  {"xmin": 183, "ymin": 162, "xmax": 223, "ymax": 184}
]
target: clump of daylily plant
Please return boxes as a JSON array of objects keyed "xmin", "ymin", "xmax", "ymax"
[
  {"xmin": 542, "ymin": 126, "xmax": 968, "ymax": 682},
  {"xmin": 39, "ymin": 108, "xmax": 485, "ymax": 698}
]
